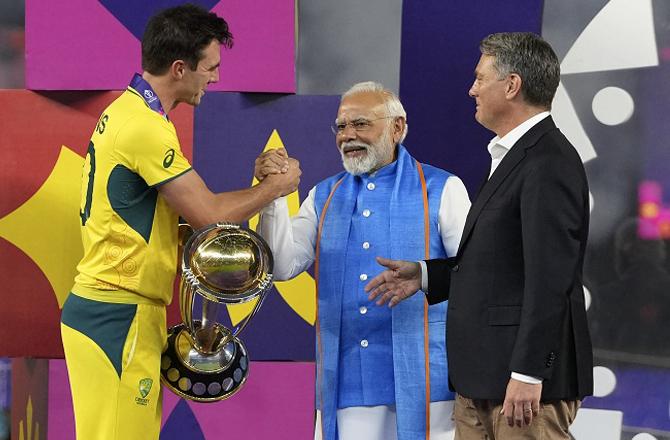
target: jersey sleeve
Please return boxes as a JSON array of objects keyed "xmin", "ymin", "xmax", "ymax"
[{"xmin": 115, "ymin": 114, "xmax": 192, "ymax": 187}]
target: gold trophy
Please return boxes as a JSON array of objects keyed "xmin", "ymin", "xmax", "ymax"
[{"xmin": 160, "ymin": 223, "xmax": 273, "ymax": 402}]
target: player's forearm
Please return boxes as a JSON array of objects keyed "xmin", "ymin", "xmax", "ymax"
[{"xmin": 193, "ymin": 181, "xmax": 284, "ymax": 227}]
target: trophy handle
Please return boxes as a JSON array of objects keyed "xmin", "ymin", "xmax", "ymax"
[
  {"xmin": 179, "ymin": 268, "xmax": 198, "ymax": 335},
  {"xmin": 229, "ymin": 287, "xmax": 271, "ymax": 340},
  {"xmin": 179, "ymin": 269, "xmax": 270, "ymax": 351}
]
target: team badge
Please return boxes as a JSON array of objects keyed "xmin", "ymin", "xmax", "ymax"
[
  {"xmin": 136, "ymin": 378, "xmax": 153, "ymax": 405},
  {"xmin": 139, "ymin": 378, "xmax": 153, "ymax": 398}
]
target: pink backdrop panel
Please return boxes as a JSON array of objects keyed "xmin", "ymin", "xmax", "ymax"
[
  {"xmin": 48, "ymin": 360, "xmax": 314, "ymax": 439},
  {"xmin": 25, "ymin": 0, "xmax": 295, "ymax": 92}
]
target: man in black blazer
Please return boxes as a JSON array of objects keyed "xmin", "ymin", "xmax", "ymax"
[{"xmin": 366, "ymin": 32, "xmax": 592, "ymax": 439}]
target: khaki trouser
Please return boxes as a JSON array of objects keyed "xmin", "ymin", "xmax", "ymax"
[{"xmin": 453, "ymin": 393, "xmax": 580, "ymax": 440}]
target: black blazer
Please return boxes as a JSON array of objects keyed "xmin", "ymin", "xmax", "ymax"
[{"xmin": 426, "ymin": 116, "xmax": 593, "ymax": 401}]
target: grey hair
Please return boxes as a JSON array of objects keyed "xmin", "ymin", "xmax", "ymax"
[
  {"xmin": 342, "ymin": 81, "xmax": 408, "ymax": 143},
  {"xmin": 480, "ymin": 32, "xmax": 560, "ymax": 109}
]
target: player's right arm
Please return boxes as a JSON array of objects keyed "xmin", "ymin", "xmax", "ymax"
[{"xmin": 159, "ymin": 160, "xmax": 301, "ymax": 229}]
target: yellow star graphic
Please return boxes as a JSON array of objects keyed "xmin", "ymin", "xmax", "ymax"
[{"xmin": 0, "ymin": 146, "xmax": 84, "ymax": 308}]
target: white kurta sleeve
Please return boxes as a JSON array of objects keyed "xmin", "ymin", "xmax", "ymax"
[
  {"xmin": 257, "ymin": 187, "xmax": 319, "ymax": 281},
  {"xmin": 437, "ymin": 175, "xmax": 471, "ymax": 257}
]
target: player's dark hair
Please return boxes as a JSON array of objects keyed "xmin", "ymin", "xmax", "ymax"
[{"xmin": 142, "ymin": 4, "xmax": 233, "ymax": 75}]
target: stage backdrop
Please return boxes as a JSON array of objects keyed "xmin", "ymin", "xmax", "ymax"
[{"xmin": 4, "ymin": 0, "xmax": 669, "ymax": 438}]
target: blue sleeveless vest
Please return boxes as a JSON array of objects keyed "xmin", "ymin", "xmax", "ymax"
[{"xmin": 314, "ymin": 145, "xmax": 454, "ymax": 440}]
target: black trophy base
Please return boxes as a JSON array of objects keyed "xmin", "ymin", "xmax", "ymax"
[{"xmin": 160, "ymin": 323, "xmax": 249, "ymax": 402}]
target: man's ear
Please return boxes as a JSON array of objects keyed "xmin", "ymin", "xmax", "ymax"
[
  {"xmin": 505, "ymin": 73, "xmax": 522, "ymax": 100},
  {"xmin": 170, "ymin": 60, "xmax": 187, "ymax": 80},
  {"xmin": 392, "ymin": 117, "xmax": 406, "ymax": 144}
]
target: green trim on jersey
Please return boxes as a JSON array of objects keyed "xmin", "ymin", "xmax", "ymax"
[
  {"xmin": 152, "ymin": 167, "xmax": 193, "ymax": 188},
  {"xmin": 107, "ymin": 164, "xmax": 158, "ymax": 243},
  {"xmin": 61, "ymin": 293, "xmax": 137, "ymax": 377}
]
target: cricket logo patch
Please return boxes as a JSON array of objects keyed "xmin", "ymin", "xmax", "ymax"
[{"xmin": 136, "ymin": 378, "xmax": 153, "ymax": 405}]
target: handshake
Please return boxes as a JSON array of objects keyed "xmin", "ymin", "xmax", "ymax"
[{"xmin": 254, "ymin": 148, "xmax": 302, "ymax": 198}]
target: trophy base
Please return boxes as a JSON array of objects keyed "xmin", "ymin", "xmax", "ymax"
[{"xmin": 160, "ymin": 323, "xmax": 250, "ymax": 402}]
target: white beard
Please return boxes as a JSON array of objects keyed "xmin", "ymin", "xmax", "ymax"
[{"xmin": 340, "ymin": 130, "xmax": 394, "ymax": 176}]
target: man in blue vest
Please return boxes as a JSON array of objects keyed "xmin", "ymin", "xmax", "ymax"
[{"xmin": 256, "ymin": 82, "xmax": 470, "ymax": 440}]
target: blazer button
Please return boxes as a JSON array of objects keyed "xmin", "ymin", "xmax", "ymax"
[
  {"xmin": 452, "ymin": 264, "xmax": 460, "ymax": 272},
  {"xmin": 546, "ymin": 352, "xmax": 556, "ymax": 367}
]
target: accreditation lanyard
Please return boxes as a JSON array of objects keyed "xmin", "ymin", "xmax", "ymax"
[{"xmin": 128, "ymin": 73, "xmax": 168, "ymax": 120}]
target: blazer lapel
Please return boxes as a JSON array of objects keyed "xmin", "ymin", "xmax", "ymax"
[{"xmin": 456, "ymin": 117, "xmax": 558, "ymax": 256}]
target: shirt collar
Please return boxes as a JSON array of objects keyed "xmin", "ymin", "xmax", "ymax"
[{"xmin": 487, "ymin": 111, "xmax": 550, "ymax": 159}]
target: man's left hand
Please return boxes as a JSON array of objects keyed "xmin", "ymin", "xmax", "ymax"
[
  {"xmin": 365, "ymin": 257, "xmax": 422, "ymax": 307},
  {"xmin": 502, "ymin": 378, "xmax": 542, "ymax": 427}
]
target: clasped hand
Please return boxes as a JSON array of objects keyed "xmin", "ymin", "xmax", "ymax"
[{"xmin": 254, "ymin": 148, "xmax": 301, "ymax": 196}]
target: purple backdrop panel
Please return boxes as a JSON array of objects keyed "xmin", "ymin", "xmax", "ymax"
[
  {"xmin": 194, "ymin": 93, "xmax": 343, "ymax": 361},
  {"xmin": 398, "ymin": 1, "xmax": 544, "ymax": 195},
  {"xmin": 25, "ymin": 0, "xmax": 295, "ymax": 92},
  {"xmin": 48, "ymin": 359, "xmax": 315, "ymax": 439}
]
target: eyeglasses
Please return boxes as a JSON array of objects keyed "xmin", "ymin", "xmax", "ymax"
[{"xmin": 330, "ymin": 116, "xmax": 395, "ymax": 135}]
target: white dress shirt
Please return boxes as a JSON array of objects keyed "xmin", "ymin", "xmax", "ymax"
[{"xmin": 487, "ymin": 111, "xmax": 550, "ymax": 178}]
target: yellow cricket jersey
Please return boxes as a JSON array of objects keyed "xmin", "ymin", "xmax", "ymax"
[{"xmin": 73, "ymin": 78, "xmax": 192, "ymax": 306}]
